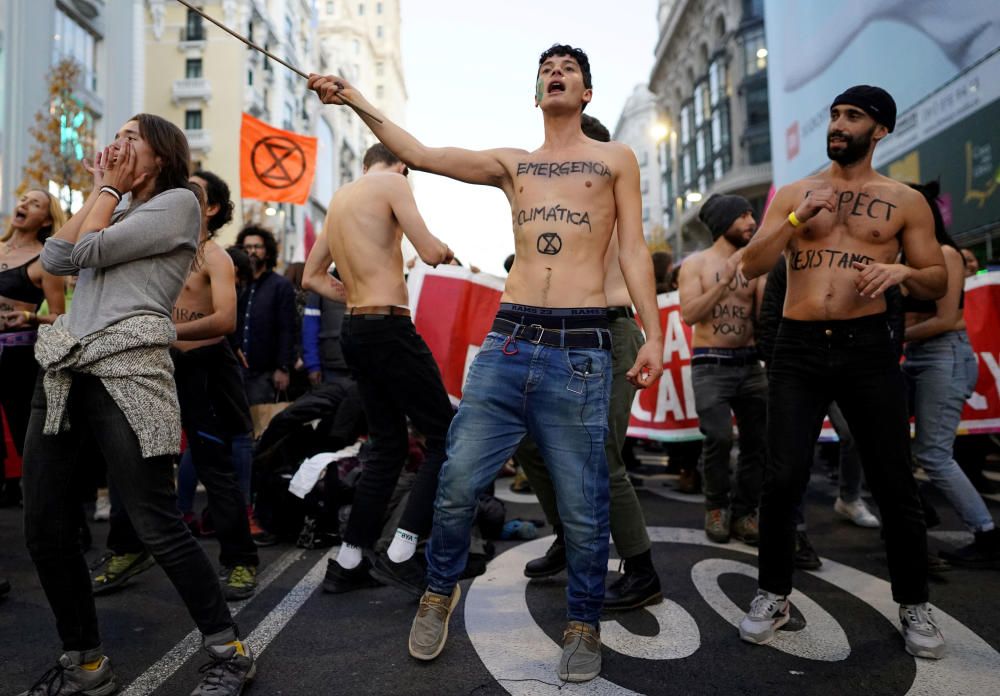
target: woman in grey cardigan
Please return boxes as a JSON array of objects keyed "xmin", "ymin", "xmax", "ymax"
[{"xmin": 19, "ymin": 114, "xmax": 255, "ymax": 696}]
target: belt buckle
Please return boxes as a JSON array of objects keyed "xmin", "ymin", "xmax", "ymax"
[{"xmin": 527, "ymin": 324, "xmax": 545, "ymax": 345}]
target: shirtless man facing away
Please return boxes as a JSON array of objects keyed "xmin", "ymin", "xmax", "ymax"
[
  {"xmin": 678, "ymin": 194, "xmax": 766, "ymax": 546},
  {"xmin": 738, "ymin": 85, "xmax": 947, "ymax": 659},
  {"xmin": 306, "ymin": 144, "xmax": 459, "ymax": 597},
  {"xmin": 309, "ymin": 44, "xmax": 663, "ymax": 683}
]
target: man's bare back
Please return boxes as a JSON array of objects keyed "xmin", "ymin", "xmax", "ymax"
[
  {"xmin": 773, "ymin": 172, "xmax": 933, "ymax": 320},
  {"xmin": 324, "ymin": 160, "xmax": 451, "ymax": 309}
]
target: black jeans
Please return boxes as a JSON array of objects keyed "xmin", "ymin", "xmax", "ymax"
[
  {"xmin": 761, "ymin": 314, "xmax": 928, "ymax": 604},
  {"xmin": 0, "ymin": 342, "xmax": 39, "ymax": 461},
  {"xmin": 107, "ymin": 343, "xmax": 258, "ymax": 568},
  {"xmin": 340, "ymin": 315, "xmax": 454, "ymax": 548},
  {"xmin": 23, "ymin": 373, "xmax": 236, "ymax": 651}
]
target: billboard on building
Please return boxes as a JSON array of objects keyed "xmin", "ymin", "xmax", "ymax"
[{"xmin": 764, "ymin": 0, "xmax": 1000, "ymax": 187}]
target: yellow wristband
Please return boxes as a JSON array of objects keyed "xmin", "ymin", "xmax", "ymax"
[
  {"xmin": 22, "ymin": 310, "xmax": 33, "ymax": 321},
  {"xmin": 788, "ymin": 211, "xmax": 802, "ymax": 228}
]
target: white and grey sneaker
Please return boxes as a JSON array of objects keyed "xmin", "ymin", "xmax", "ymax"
[
  {"xmin": 834, "ymin": 497, "xmax": 881, "ymax": 528},
  {"xmin": 739, "ymin": 590, "xmax": 790, "ymax": 645},
  {"xmin": 899, "ymin": 603, "xmax": 945, "ymax": 659}
]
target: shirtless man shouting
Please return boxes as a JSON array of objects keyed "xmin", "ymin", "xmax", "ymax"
[
  {"xmin": 738, "ymin": 85, "xmax": 947, "ymax": 659},
  {"xmin": 678, "ymin": 194, "xmax": 766, "ymax": 546},
  {"xmin": 307, "ymin": 144, "xmax": 458, "ymax": 598},
  {"xmin": 309, "ymin": 44, "xmax": 663, "ymax": 683}
]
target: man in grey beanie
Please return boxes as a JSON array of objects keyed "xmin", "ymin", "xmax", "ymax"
[{"xmin": 678, "ymin": 193, "xmax": 766, "ymax": 546}]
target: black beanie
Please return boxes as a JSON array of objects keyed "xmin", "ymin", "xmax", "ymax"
[
  {"xmin": 831, "ymin": 85, "xmax": 897, "ymax": 133},
  {"xmin": 698, "ymin": 194, "xmax": 752, "ymax": 240}
]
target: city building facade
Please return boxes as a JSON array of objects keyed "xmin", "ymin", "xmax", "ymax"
[
  {"xmin": 649, "ymin": 0, "xmax": 771, "ymax": 256},
  {"xmin": 613, "ymin": 84, "xmax": 666, "ymax": 243},
  {"xmin": 1, "ymin": 0, "xmax": 145, "ymax": 218}
]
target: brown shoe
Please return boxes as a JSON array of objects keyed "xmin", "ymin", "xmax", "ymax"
[
  {"xmin": 676, "ymin": 468, "xmax": 701, "ymax": 494},
  {"xmin": 558, "ymin": 621, "xmax": 602, "ymax": 682},
  {"xmin": 408, "ymin": 586, "xmax": 461, "ymax": 661},
  {"xmin": 731, "ymin": 513, "xmax": 760, "ymax": 545},
  {"xmin": 705, "ymin": 508, "xmax": 731, "ymax": 544}
]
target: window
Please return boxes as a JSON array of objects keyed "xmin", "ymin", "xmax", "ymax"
[
  {"xmin": 53, "ymin": 8, "xmax": 98, "ymax": 91},
  {"xmin": 743, "ymin": 27, "xmax": 767, "ymax": 77},
  {"xmin": 376, "ymin": 85, "xmax": 384, "ymax": 99},
  {"xmin": 185, "ymin": 110, "xmax": 202, "ymax": 130},
  {"xmin": 641, "ymin": 179, "xmax": 649, "ymax": 195},
  {"xmin": 283, "ymin": 102, "xmax": 294, "ymax": 130},
  {"xmin": 185, "ymin": 58, "xmax": 203, "ymax": 79},
  {"xmin": 353, "ymin": 39, "xmax": 360, "ymax": 54},
  {"xmin": 185, "ymin": 8, "xmax": 205, "ymax": 41},
  {"xmin": 377, "ymin": 1, "xmax": 383, "ymax": 13},
  {"xmin": 247, "ymin": 69, "xmax": 253, "ymax": 86},
  {"xmin": 326, "ymin": 1, "xmax": 334, "ymax": 13},
  {"xmin": 376, "ymin": 61, "xmax": 384, "ymax": 76},
  {"xmin": 643, "ymin": 206, "xmax": 650, "ymax": 222},
  {"xmin": 358, "ymin": 2, "xmax": 365, "ymax": 15},
  {"xmin": 742, "ymin": 0, "xmax": 764, "ymax": 21},
  {"xmin": 376, "ymin": 25, "xmax": 383, "ymax": 39}
]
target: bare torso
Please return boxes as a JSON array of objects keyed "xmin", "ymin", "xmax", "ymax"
[
  {"xmin": 325, "ymin": 173, "xmax": 409, "ymax": 309},
  {"xmin": 499, "ymin": 140, "xmax": 628, "ymax": 308},
  {"xmin": 0, "ymin": 246, "xmax": 44, "ymax": 323},
  {"xmin": 783, "ymin": 172, "xmax": 910, "ymax": 320},
  {"xmin": 602, "ymin": 232, "xmax": 631, "ymax": 307},
  {"xmin": 173, "ymin": 241, "xmax": 226, "ymax": 351},
  {"xmin": 689, "ymin": 248, "xmax": 758, "ymax": 348}
]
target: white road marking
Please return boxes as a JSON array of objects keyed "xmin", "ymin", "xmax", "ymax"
[
  {"xmin": 244, "ymin": 550, "xmax": 332, "ymax": 656},
  {"xmin": 122, "ymin": 548, "xmax": 305, "ymax": 695},
  {"xmin": 465, "ymin": 527, "xmax": 1000, "ymax": 695}
]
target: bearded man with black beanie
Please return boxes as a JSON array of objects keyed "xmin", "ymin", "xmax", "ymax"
[{"xmin": 678, "ymin": 193, "xmax": 766, "ymax": 546}]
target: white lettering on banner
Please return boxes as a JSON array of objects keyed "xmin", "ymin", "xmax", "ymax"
[
  {"xmin": 662, "ymin": 309, "xmax": 691, "ymax": 362},
  {"xmin": 981, "ymin": 352, "xmax": 1000, "ymax": 396},
  {"xmin": 682, "ymin": 363, "xmax": 698, "ymax": 419},
  {"xmin": 631, "ymin": 391, "xmax": 653, "ymax": 421},
  {"xmin": 655, "ymin": 369, "xmax": 686, "ymax": 422}
]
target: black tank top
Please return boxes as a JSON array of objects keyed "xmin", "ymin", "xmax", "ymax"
[{"xmin": 0, "ymin": 255, "xmax": 44, "ymax": 306}]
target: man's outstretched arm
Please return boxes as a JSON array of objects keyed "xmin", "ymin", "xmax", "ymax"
[{"xmin": 308, "ymin": 74, "xmax": 518, "ymax": 190}]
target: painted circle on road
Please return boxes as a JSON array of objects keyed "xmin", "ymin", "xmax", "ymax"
[{"xmin": 464, "ymin": 527, "xmax": 1000, "ymax": 695}]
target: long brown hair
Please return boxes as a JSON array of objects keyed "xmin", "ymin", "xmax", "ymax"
[
  {"xmin": 2, "ymin": 189, "xmax": 66, "ymax": 243},
  {"xmin": 129, "ymin": 113, "xmax": 192, "ymax": 198}
]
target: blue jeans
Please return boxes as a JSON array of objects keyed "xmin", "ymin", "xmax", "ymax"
[
  {"xmin": 904, "ymin": 330, "xmax": 994, "ymax": 533},
  {"xmin": 426, "ymin": 331, "xmax": 612, "ymax": 625}
]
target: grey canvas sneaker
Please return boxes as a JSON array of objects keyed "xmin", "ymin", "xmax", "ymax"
[
  {"xmin": 739, "ymin": 590, "xmax": 790, "ymax": 645},
  {"xmin": 18, "ymin": 652, "xmax": 118, "ymax": 696},
  {"xmin": 190, "ymin": 641, "xmax": 255, "ymax": 696},
  {"xmin": 899, "ymin": 603, "xmax": 945, "ymax": 659},
  {"xmin": 408, "ymin": 586, "xmax": 461, "ymax": 660},
  {"xmin": 558, "ymin": 621, "xmax": 602, "ymax": 683}
]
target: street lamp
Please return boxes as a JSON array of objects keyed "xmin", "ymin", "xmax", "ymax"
[{"xmin": 686, "ymin": 191, "xmax": 703, "ymax": 203}]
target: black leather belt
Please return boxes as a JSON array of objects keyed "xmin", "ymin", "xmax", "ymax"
[
  {"xmin": 491, "ymin": 318, "xmax": 611, "ymax": 350},
  {"xmin": 607, "ymin": 306, "xmax": 635, "ymax": 322}
]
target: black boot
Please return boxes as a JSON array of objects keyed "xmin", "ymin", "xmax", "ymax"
[
  {"xmin": 524, "ymin": 528, "xmax": 566, "ymax": 578},
  {"xmin": 793, "ymin": 531, "xmax": 822, "ymax": 570},
  {"xmin": 939, "ymin": 528, "xmax": 1000, "ymax": 569},
  {"xmin": 603, "ymin": 550, "xmax": 662, "ymax": 611}
]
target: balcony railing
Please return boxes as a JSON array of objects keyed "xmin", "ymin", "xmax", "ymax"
[
  {"xmin": 172, "ymin": 78, "xmax": 212, "ymax": 104},
  {"xmin": 184, "ymin": 129, "xmax": 212, "ymax": 153}
]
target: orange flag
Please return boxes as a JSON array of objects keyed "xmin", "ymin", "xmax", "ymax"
[{"xmin": 239, "ymin": 113, "xmax": 317, "ymax": 205}]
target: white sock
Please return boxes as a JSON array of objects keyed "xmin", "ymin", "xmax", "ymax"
[
  {"xmin": 336, "ymin": 543, "xmax": 362, "ymax": 569},
  {"xmin": 387, "ymin": 528, "xmax": 418, "ymax": 563}
]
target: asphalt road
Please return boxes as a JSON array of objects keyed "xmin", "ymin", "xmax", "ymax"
[{"xmin": 2, "ymin": 459, "xmax": 1000, "ymax": 696}]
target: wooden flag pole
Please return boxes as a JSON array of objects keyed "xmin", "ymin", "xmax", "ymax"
[{"xmin": 174, "ymin": 0, "xmax": 383, "ymax": 124}]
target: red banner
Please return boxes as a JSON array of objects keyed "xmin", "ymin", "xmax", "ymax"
[
  {"xmin": 960, "ymin": 272, "xmax": 1000, "ymax": 433},
  {"xmin": 410, "ymin": 265, "xmax": 503, "ymax": 403},
  {"xmin": 409, "ymin": 267, "xmax": 1000, "ymax": 439}
]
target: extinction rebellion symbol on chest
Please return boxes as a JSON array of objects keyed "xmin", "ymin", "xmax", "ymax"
[{"xmin": 537, "ymin": 232, "xmax": 562, "ymax": 255}]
